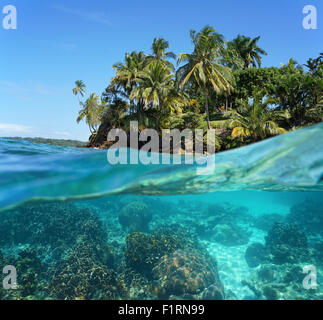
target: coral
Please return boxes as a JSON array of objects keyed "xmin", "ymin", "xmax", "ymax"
[
  {"xmin": 125, "ymin": 231, "xmax": 183, "ymax": 277},
  {"xmin": 152, "ymin": 248, "xmax": 224, "ymax": 300},
  {"xmin": 118, "ymin": 268, "xmax": 154, "ymax": 300},
  {"xmin": 0, "ymin": 202, "xmax": 107, "ymax": 261},
  {"xmin": 286, "ymin": 200, "xmax": 323, "ymax": 236},
  {"xmin": 207, "ymin": 203, "xmax": 251, "ymax": 225},
  {"xmin": 253, "ymin": 213, "xmax": 285, "ymax": 231},
  {"xmin": 118, "ymin": 201, "xmax": 152, "ymax": 232},
  {"xmin": 49, "ymin": 240, "xmax": 125, "ymax": 300},
  {"xmin": 0, "ymin": 248, "xmax": 49, "ymax": 300},
  {"xmin": 262, "ymin": 285, "xmax": 279, "ymax": 300},
  {"xmin": 242, "ymin": 263, "xmax": 323, "ymax": 300},
  {"xmin": 193, "ymin": 203, "xmax": 252, "ymax": 245},
  {"xmin": 265, "ymin": 223, "xmax": 308, "ymax": 264},
  {"xmin": 257, "ymin": 264, "xmax": 275, "ymax": 282},
  {"xmin": 245, "ymin": 243, "xmax": 269, "ymax": 268}
]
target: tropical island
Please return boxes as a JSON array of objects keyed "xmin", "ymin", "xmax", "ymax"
[{"xmin": 72, "ymin": 26, "xmax": 323, "ymax": 152}]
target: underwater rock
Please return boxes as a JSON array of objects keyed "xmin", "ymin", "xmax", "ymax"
[
  {"xmin": 242, "ymin": 262, "xmax": 322, "ymax": 300},
  {"xmin": 257, "ymin": 264, "xmax": 276, "ymax": 282},
  {"xmin": 152, "ymin": 248, "xmax": 224, "ymax": 300},
  {"xmin": 125, "ymin": 231, "xmax": 183, "ymax": 277},
  {"xmin": 118, "ymin": 201, "xmax": 152, "ymax": 232},
  {"xmin": 253, "ymin": 213, "xmax": 285, "ymax": 231},
  {"xmin": 286, "ymin": 200, "xmax": 323, "ymax": 236},
  {"xmin": 0, "ymin": 248, "xmax": 48, "ymax": 300},
  {"xmin": 49, "ymin": 240, "xmax": 125, "ymax": 300},
  {"xmin": 118, "ymin": 268, "xmax": 154, "ymax": 300},
  {"xmin": 262, "ymin": 285, "xmax": 279, "ymax": 300},
  {"xmin": 213, "ymin": 223, "xmax": 251, "ymax": 246},
  {"xmin": 265, "ymin": 222, "xmax": 309, "ymax": 264},
  {"xmin": 245, "ymin": 243, "xmax": 269, "ymax": 268},
  {"xmin": 0, "ymin": 201, "xmax": 107, "ymax": 261},
  {"xmin": 207, "ymin": 203, "xmax": 251, "ymax": 225}
]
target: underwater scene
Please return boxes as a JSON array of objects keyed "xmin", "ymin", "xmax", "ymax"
[{"xmin": 0, "ymin": 123, "xmax": 322, "ymax": 300}]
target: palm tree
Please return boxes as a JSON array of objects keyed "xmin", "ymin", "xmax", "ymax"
[
  {"xmin": 130, "ymin": 61, "xmax": 174, "ymax": 130},
  {"xmin": 177, "ymin": 26, "xmax": 233, "ymax": 129},
  {"xmin": 146, "ymin": 37, "xmax": 176, "ymax": 70},
  {"xmin": 77, "ymin": 93, "xmax": 103, "ymax": 133},
  {"xmin": 111, "ymin": 51, "xmax": 146, "ymax": 118},
  {"xmin": 214, "ymin": 94, "xmax": 287, "ymax": 141},
  {"xmin": 72, "ymin": 80, "xmax": 86, "ymax": 104},
  {"xmin": 228, "ymin": 35, "xmax": 267, "ymax": 69},
  {"xmin": 112, "ymin": 51, "xmax": 146, "ymax": 90}
]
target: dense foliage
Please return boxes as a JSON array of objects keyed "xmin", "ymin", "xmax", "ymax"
[{"xmin": 72, "ymin": 26, "xmax": 323, "ymax": 151}]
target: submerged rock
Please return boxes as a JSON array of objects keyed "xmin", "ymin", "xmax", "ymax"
[
  {"xmin": 245, "ymin": 243, "xmax": 269, "ymax": 268},
  {"xmin": 286, "ymin": 200, "xmax": 323, "ymax": 236},
  {"xmin": 118, "ymin": 201, "xmax": 152, "ymax": 232},
  {"xmin": 124, "ymin": 231, "xmax": 183, "ymax": 277},
  {"xmin": 152, "ymin": 248, "xmax": 224, "ymax": 300},
  {"xmin": 49, "ymin": 240, "xmax": 125, "ymax": 300},
  {"xmin": 265, "ymin": 222, "xmax": 309, "ymax": 264},
  {"xmin": 253, "ymin": 213, "xmax": 285, "ymax": 231}
]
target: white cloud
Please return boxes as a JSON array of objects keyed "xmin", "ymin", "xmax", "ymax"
[
  {"xmin": 0, "ymin": 123, "xmax": 32, "ymax": 134},
  {"xmin": 53, "ymin": 5, "xmax": 111, "ymax": 25}
]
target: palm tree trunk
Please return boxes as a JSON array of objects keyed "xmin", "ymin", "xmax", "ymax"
[{"xmin": 204, "ymin": 88, "xmax": 211, "ymax": 130}]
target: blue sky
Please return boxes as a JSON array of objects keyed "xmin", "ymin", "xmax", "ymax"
[{"xmin": 1, "ymin": 0, "xmax": 322, "ymax": 141}]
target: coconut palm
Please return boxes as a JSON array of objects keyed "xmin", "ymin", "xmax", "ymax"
[
  {"xmin": 146, "ymin": 37, "xmax": 176, "ymax": 70},
  {"xmin": 112, "ymin": 51, "xmax": 146, "ymax": 91},
  {"xmin": 228, "ymin": 35, "xmax": 267, "ymax": 69},
  {"xmin": 72, "ymin": 80, "xmax": 86, "ymax": 104},
  {"xmin": 130, "ymin": 61, "xmax": 175, "ymax": 130},
  {"xmin": 77, "ymin": 93, "xmax": 104, "ymax": 133},
  {"xmin": 214, "ymin": 94, "xmax": 287, "ymax": 141},
  {"xmin": 111, "ymin": 51, "xmax": 147, "ymax": 118},
  {"xmin": 177, "ymin": 26, "xmax": 233, "ymax": 129}
]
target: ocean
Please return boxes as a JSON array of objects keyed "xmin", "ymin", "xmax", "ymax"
[{"xmin": 0, "ymin": 123, "xmax": 322, "ymax": 300}]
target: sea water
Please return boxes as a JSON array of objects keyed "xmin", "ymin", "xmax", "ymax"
[{"xmin": 0, "ymin": 123, "xmax": 322, "ymax": 300}]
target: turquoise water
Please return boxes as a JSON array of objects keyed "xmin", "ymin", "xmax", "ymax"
[{"xmin": 0, "ymin": 123, "xmax": 322, "ymax": 300}]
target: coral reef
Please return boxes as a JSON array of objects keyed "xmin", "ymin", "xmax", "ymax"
[
  {"xmin": 0, "ymin": 248, "xmax": 49, "ymax": 300},
  {"xmin": 189, "ymin": 203, "xmax": 252, "ymax": 246},
  {"xmin": 286, "ymin": 200, "xmax": 323, "ymax": 236},
  {"xmin": 124, "ymin": 231, "xmax": 183, "ymax": 277},
  {"xmin": 253, "ymin": 213, "xmax": 285, "ymax": 231},
  {"xmin": 152, "ymin": 248, "xmax": 224, "ymax": 300},
  {"xmin": 118, "ymin": 201, "xmax": 152, "ymax": 232},
  {"xmin": 0, "ymin": 202, "xmax": 107, "ymax": 261},
  {"xmin": 265, "ymin": 222, "xmax": 309, "ymax": 264},
  {"xmin": 49, "ymin": 240, "xmax": 125, "ymax": 300},
  {"xmin": 245, "ymin": 243, "xmax": 269, "ymax": 268},
  {"xmin": 242, "ymin": 263, "xmax": 323, "ymax": 300}
]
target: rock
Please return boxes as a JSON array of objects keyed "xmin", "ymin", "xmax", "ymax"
[
  {"xmin": 265, "ymin": 222, "xmax": 309, "ymax": 264},
  {"xmin": 118, "ymin": 201, "xmax": 152, "ymax": 232},
  {"xmin": 152, "ymin": 248, "xmax": 224, "ymax": 300},
  {"xmin": 245, "ymin": 243, "xmax": 269, "ymax": 268}
]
